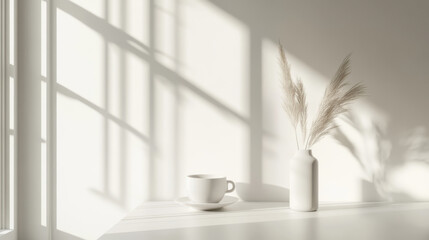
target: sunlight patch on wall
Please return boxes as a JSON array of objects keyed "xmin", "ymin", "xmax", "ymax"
[
  {"xmin": 388, "ymin": 162, "xmax": 429, "ymax": 200},
  {"xmin": 57, "ymin": 94, "xmax": 106, "ymax": 239},
  {"xmin": 384, "ymin": 126, "xmax": 429, "ymax": 201},
  {"xmin": 121, "ymin": 124, "xmax": 149, "ymax": 208},
  {"xmin": 179, "ymin": 0, "xmax": 249, "ymax": 118},
  {"xmin": 315, "ymin": 139, "xmax": 363, "ymax": 202},
  {"xmin": 57, "ymin": 8, "xmax": 105, "ymax": 108},
  {"xmin": 151, "ymin": 75, "xmax": 181, "ymax": 200},
  {"xmin": 105, "ymin": 118, "xmax": 122, "ymax": 202}
]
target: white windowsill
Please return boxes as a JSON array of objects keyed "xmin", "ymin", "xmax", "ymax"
[
  {"xmin": 0, "ymin": 229, "xmax": 15, "ymax": 240},
  {"xmin": 99, "ymin": 201, "xmax": 429, "ymax": 240}
]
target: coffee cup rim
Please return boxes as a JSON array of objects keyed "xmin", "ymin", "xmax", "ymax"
[{"xmin": 187, "ymin": 174, "xmax": 225, "ymax": 179}]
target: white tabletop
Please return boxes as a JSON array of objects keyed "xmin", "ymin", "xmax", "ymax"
[{"xmin": 99, "ymin": 201, "xmax": 429, "ymax": 240}]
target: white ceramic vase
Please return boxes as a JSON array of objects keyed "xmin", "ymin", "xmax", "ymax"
[{"xmin": 290, "ymin": 149, "xmax": 318, "ymax": 212}]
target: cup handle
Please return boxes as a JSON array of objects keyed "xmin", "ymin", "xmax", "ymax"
[{"xmin": 226, "ymin": 180, "xmax": 235, "ymax": 193}]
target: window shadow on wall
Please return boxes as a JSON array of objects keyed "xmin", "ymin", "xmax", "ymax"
[
  {"xmin": 49, "ymin": 0, "xmax": 280, "ymax": 238},
  {"xmin": 45, "ymin": 0, "xmax": 429, "ymax": 238}
]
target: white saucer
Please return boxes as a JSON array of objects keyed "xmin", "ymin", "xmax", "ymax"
[{"xmin": 175, "ymin": 196, "xmax": 239, "ymax": 211}]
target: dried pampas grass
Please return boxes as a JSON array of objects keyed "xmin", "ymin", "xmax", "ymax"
[
  {"xmin": 278, "ymin": 43, "xmax": 365, "ymax": 150},
  {"xmin": 278, "ymin": 44, "xmax": 308, "ymax": 149}
]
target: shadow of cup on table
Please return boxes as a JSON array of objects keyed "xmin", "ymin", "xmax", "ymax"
[{"xmin": 235, "ymin": 182, "xmax": 289, "ymax": 202}]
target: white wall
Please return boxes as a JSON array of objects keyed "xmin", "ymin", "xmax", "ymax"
[{"xmin": 16, "ymin": 0, "xmax": 429, "ymax": 239}]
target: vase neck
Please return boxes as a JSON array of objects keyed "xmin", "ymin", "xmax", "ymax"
[{"xmin": 297, "ymin": 149, "xmax": 312, "ymax": 156}]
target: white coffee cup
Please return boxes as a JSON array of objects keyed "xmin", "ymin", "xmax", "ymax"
[{"xmin": 187, "ymin": 174, "xmax": 235, "ymax": 203}]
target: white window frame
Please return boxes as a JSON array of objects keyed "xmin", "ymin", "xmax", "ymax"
[
  {"xmin": 1, "ymin": 0, "xmax": 15, "ymax": 238},
  {"xmin": 0, "ymin": 0, "xmax": 10, "ymax": 229}
]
